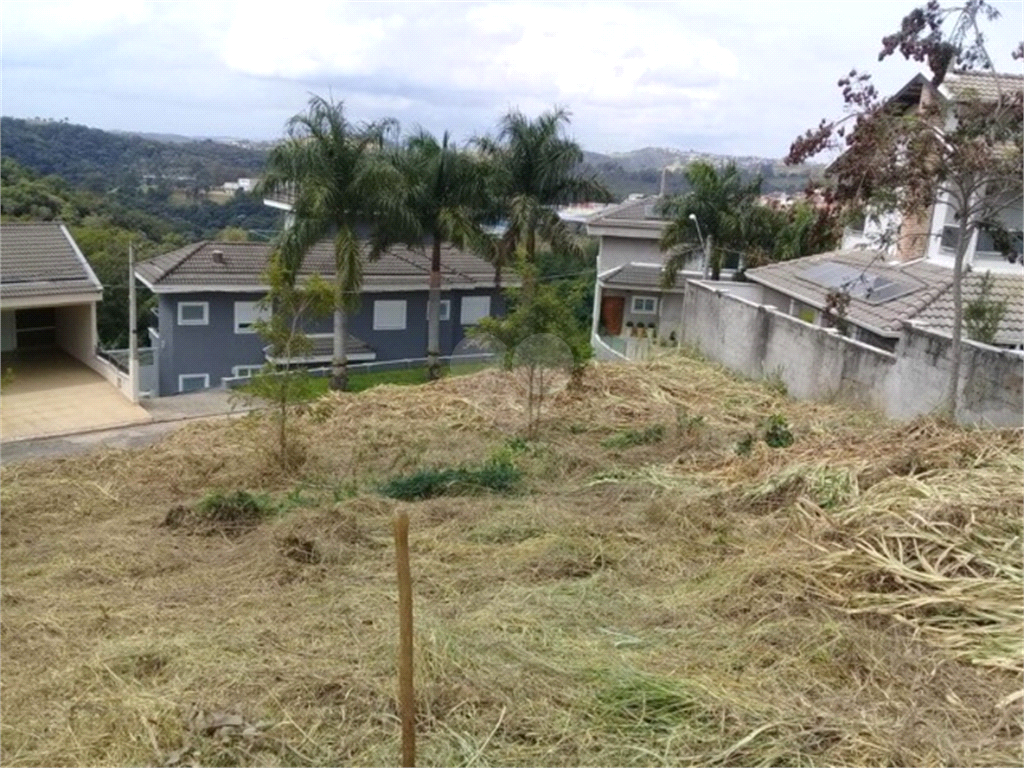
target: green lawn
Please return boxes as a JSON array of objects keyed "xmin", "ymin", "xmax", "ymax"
[{"xmin": 240, "ymin": 363, "xmax": 490, "ymax": 402}]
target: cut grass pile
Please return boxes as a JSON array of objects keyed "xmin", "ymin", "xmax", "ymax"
[{"xmin": 1, "ymin": 351, "xmax": 1021, "ymax": 766}]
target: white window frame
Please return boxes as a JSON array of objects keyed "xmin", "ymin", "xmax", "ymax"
[
  {"xmin": 231, "ymin": 364, "xmax": 263, "ymax": 378},
  {"xmin": 178, "ymin": 373, "xmax": 210, "ymax": 393},
  {"xmin": 460, "ymin": 296, "xmax": 491, "ymax": 325},
  {"xmin": 177, "ymin": 301, "xmax": 209, "ymax": 326},
  {"xmin": 373, "ymin": 299, "xmax": 407, "ymax": 331},
  {"xmin": 425, "ymin": 299, "xmax": 451, "ymax": 322},
  {"xmin": 233, "ymin": 300, "xmax": 270, "ymax": 334},
  {"xmin": 631, "ymin": 296, "xmax": 658, "ymax": 315}
]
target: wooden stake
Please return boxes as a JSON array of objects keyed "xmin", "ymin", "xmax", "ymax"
[{"xmin": 393, "ymin": 510, "xmax": 415, "ymax": 768}]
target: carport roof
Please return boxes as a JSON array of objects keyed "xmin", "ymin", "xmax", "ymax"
[{"xmin": 0, "ymin": 222, "xmax": 103, "ymax": 301}]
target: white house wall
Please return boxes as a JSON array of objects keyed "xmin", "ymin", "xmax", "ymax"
[
  {"xmin": 839, "ymin": 210, "xmax": 902, "ymax": 255},
  {"xmin": 598, "ymin": 236, "xmax": 665, "ymax": 272},
  {"xmin": 54, "ymin": 303, "xmax": 96, "ymax": 365}
]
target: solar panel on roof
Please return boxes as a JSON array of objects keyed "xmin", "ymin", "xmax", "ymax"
[{"xmin": 798, "ymin": 261, "xmax": 921, "ymax": 305}]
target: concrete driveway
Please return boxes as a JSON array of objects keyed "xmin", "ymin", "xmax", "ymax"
[{"xmin": 0, "ymin": 351, "xmax": 151, "ymax": 442}]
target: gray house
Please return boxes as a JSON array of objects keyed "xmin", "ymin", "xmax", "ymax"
[{"xmin": 135, "ymin": 240, "xmax": 507, "ymax": 395}]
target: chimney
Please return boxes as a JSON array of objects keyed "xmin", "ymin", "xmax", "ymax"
[
  {"xmin": 659, "ymin": 167, "xmax": 667, "ymax": 197},
  {"xmin": 212, "ymin": 249, "xmax": 225, "ymax": 265}
]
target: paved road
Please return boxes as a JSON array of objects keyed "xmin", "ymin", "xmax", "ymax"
[{"xmin": 1, "ymin": 389, "xmax": 261, "ymax": 465}]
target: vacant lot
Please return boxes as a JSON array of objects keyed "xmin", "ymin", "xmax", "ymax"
[{"xmin": 2, "ymin": 354, "xmax": 1021, "ymax": 766}]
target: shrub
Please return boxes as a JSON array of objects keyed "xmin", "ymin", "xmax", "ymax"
[
  {"xmin": 762, "ymin": 414, "xmax": 794, "ymax": 448},
  {"xmin": 602, "ymin": 425, "xmax": 665, "ymax": 450},
  {"xmin": 379, "ymin": 458, "xmax": 522, "ymax": 501}
]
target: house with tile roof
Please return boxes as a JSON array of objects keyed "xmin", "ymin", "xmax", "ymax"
[
  {"xmin": 134, "ymin": 239, "xmax": 509, "ymax": 395},
  {"xmin": 1, "ymin": 221, "xmax": 104, "ymax": 365},
  {"xmin": 742, "ymin": 249, "xmax": 1023, "ymax": 351},
  {"xmin": 0, "ymin": 221, "xmax": 153, "ymax": 439},
  {"xmin": 839, "ymin": 70, "xmax": 1023, "ymax": 274},
  {"xmin": 586, "ymin": 196, "xmax": 736, "ymax": 359}
]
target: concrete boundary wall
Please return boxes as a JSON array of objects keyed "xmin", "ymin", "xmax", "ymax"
[
  {"xmin": 680, "ymin": 281, "xmax": 1023, "ymax": 427},
  {"xmin": 88, "ymin": 354, "xmax": 135, "ymax": 402}
]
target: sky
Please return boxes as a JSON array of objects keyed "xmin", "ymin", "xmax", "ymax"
[{"xmin": 2, "ymin": 0, "xmax": 1022, "ymax": 158}]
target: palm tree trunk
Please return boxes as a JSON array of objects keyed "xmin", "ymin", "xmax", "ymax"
[
  {"xmin": 523, "ymin": 227, "xmax": 537, "ymax": 303},
  {"xmin": 427, "ymin": 237, "xmax": 442, "ymax": 380},
  {"xmin": 942, "ymin": 219, "xmax": 970, "ymax": 419},
  {"xmin": 331, "ymin": 277, "xmax": 349, "ymax": 391},
  {"xmin": 709, "ymin": 234, "xmax": 721, "ymax": 281}
]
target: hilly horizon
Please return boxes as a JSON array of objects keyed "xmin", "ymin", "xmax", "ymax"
[{"xmin": 2, "ymin": 117, "xmax": 825, "ymax": 203}]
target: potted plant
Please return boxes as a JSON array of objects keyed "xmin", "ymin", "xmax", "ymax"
[{"xmin": 625, "ymin": 321, "xmax": 635, "ymax": 337}]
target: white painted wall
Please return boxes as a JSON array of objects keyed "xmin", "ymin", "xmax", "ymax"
[
  {"xmin": 598, "ymin": 236, "xmax": 666, "ymax": 272},
  {"xmin": 54, "ymin": 303, "xmax": 96, "ymax": 364}
]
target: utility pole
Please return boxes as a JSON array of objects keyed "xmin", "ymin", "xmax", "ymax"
[{"xmin": 128, "ymin": 242, "xmax": 139, "ymax": 403}]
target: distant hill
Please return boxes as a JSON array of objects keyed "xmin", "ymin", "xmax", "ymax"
[
  {"xmin": 0, "ymin": 117, "xmax": 267, "ymax": 193},
  {"xmin": 582, "ymin": 147, "xmax": 827, "ymax": 201},
  {"xmin": 2, "ymin": 116, "xmax": 826, "ymax": 205}
]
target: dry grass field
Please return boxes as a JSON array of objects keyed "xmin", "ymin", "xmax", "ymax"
[{"xmin": 2, "ymin": 353, "xmax": 1021, "ymax": 767}]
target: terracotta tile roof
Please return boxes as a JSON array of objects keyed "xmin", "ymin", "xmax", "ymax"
[
  {"xmin": 915, "ymin": 269, "xmax": 1024, "ymax": 346},
  {"xmin": 135, "ymin": 239, "xmax": 508, "ymax": 292},
  {"xmin": 945, "ymin": 70, "xmax": 1024, "ymax": 103},
  {"xmin": 601, "ymin": 263, "xmax": 690, "ymax": 290},
  {"xmin": 746, "ymin": 250, "xmax": 954, "ymax": 337},
  {"xmin": 0, "ymin": 221, "xmax": 103, "ymax": 300},
  {"xmin": 587, "ymin": 196, "xmax": 669, "ymax": 227},
  {"xmin": 746, "ymin": 250, "xmax": 1024, "ymax": 345}
]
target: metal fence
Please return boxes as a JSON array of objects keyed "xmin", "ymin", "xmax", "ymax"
[{"xmin": 97, "ymin": 346, "xmax": 155, "ymax": 373}]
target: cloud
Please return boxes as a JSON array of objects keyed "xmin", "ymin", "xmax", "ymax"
[
  {"xmin": 2, "ymin": 0, "xmax": 150, "ymax": 58},
  {"xmin": 217, "ymin": 2, "xmax": 739, "ymax": 112},
  {"xmin": 2, "ymin": 0, "xmax": 1022, "ymax": 156}
]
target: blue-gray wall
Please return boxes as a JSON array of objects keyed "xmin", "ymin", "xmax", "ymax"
[{"xmin": 154, "ymin": 288, "xmax": 505, "ymax": 395}]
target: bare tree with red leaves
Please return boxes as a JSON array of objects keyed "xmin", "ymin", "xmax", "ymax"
[{"xmin": 787, "ymin": 0, "xmax": 1023, "ymax": 420}]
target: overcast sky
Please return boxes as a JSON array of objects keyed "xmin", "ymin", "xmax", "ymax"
[{"xmin": 3, "ymin": 0, "xmax": 1022, "ymax": 158}]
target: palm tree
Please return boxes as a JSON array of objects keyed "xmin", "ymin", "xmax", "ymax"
[
  {"xmin": 389, "ymin": 130, "xmax": 489, "ymax": 379},
  {"xmin": 659, "ymin": 161, "xmax": 763, "ymax": 284},
  {"xmin": 261, "ymin": 95, "xmax": 411, "ymax": 391},
  {"xmin": 478, "ymin": 107, "xmax": 611, "ymax": 300}
]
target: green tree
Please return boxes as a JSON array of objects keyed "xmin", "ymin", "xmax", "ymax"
[
  {"xmin": 245, "ymin": 258, "xmax": 334, "ymax": 470},
  {"xmin": 388, "ymin": 130, "xmax": 489, "ymax": 379},
  {"xmin": 477, "ymin": 107, "xmax": 611, "ymax": 300},
  {"xmin": 659, "ymin": 161, "xmax": 763, "ymax": 284},
  {"xmin": 476, "ymin": 256, "xmax": 593, "ymax": 382},
  {"xmin": 260, "ymin": 95, "xmax": 412, "ymax": 391}
]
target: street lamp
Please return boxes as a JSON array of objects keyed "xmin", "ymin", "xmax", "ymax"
[{"xmin": 689, "ymin": 214, "xmax": 709, "ymax": 280}]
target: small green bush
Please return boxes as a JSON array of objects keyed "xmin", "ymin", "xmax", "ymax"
[
  {"xmin": 379, "ymin": 458, "xmax": 522, "ymax": 501},
  {"xmin": 197, "ymin": 490, "xmax": 272, "ymax": 523},
  {"xmin": 602, "ymin": 425, "xmax": 666, "ymax": 450},
  {"xmin": 762, "ymin": 414, "xmax": 794, "ymax": 449}
]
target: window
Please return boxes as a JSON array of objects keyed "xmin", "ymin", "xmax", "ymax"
[
  {"xmin": 178, "ymin": 373, "xmax": 209, "ymax": 393},
  {"xmin": 631, "ymin": 296, "xmax": 658, "ymax": 314},
  {"xmin": 231, "ymin": 365, "xmax": 263, "ymax": 378},
  {"xmin": 234, "ymin": 301, "xmax": 270, "ymax": 333},
  {"xmin": 942, "ymin": 225, "xmax": 1024, "ymax": 261},
  {"xmin": 426, "ymin": 299, "xmax": 451, "ymax": 321},
  {"xmin": 373, "ymin": 300, "xmax": 407, "ymax": 330},
  {"xmin": 460, "ymin": 296, "xmax": 491, "ymax": 325},
  {"xmin": 177, "ymin": 302, "xmax": 208, "ymax": 326}
]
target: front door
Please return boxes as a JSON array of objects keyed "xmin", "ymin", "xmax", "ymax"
[{"xmin": 601, "ymin": 296, "xmax": 625, "ymax": 336}]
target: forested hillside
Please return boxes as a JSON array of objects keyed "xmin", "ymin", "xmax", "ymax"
[{"xmin": 1, "ymin": 117, "xmax": 266, "ymax": 192}]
